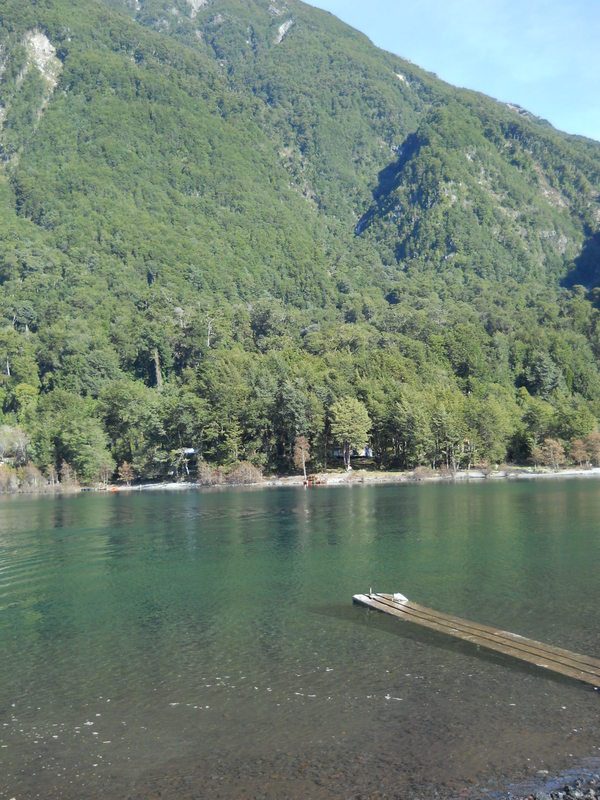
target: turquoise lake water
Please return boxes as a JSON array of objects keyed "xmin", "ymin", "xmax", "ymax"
[{"xmin": 1, "ymin": 480, "xmax": 599, "ymax": 798}]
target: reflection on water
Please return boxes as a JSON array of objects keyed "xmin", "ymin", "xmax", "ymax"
[{"xmin": 1, "ymin": 481, "xmax": 599, "ymax": 799}]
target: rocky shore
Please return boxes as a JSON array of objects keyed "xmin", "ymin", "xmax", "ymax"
[
  {"xmin": 4, "ymin": 464, "xmax": 600, "ymax": 495},
  {"xmin": 263, "ymin": 465, "xmax": 600, "ymax": 489},
  {"xmin": 106, "ymin": 465, "xmax": 600, "ymax": 492},
  {"xmin": 507, "ymin": 773, "xmax": 600, "ymax": 800}
]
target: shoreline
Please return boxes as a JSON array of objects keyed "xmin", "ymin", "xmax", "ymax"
[
  {"xmin": 4, "ymin": 465, "xmax": 600, "ymax": 497},
  {"xmin": 502, "ymin": 768, "xmax": 600, "ymax": 800},
  {"xmin": 106, "ymin": 464, "xmax": 600, "ymax": 493}
]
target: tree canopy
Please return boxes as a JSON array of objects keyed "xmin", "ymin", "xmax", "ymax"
[{"xmin": 330, "ymin": 398, "xmax": 372, "ymax": 469}]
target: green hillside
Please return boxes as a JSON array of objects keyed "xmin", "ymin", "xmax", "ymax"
[{"xmin": 1, "ymin": 0, "xmax": 600, "ymax": 484}]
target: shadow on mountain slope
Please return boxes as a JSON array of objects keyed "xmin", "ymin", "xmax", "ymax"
[
  {"xmin": 562, "ymin": 230, "xmax": 600, "ymax": 293},
  {"xmin": 354, "ymin": 132, "xmax": 420, "ymax": 235}
]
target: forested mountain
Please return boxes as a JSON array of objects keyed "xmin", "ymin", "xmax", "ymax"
[{"xmin": 1, "ymin": 0, "xmax": 600, "ymax": 484}]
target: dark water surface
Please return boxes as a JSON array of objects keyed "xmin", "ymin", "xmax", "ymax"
[{"xmin": 1, "ymin": 481, "xmax": 599, "ymax": 799}]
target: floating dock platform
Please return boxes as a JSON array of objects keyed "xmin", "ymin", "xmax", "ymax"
[{"xmin": 353, "ymin": 592, "xmax": 600, "ymax": 688}]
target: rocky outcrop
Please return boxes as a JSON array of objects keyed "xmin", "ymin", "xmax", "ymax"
[
  {"xmin": 275, "ymin": 19, "xmax": 294, "ymax": 43},
  {"xmin": 186, "ymin": 0, "xmax": 209, "ymax": 19},
  {"xmin": 24, "ymin": 30, "xmax": 61, "ymax": 90}
]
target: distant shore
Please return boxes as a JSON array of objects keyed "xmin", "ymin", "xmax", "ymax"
[
  {"xmin": 105, "ymin": 464, "xmax": 600, "ymax": 493},
  {"xmin": 267, "ymin": 464, "xmax": 600, "ymax": 487},
  {"xmin": 4, "ymin": 464, "xmax": 600, "ymax": 496}
]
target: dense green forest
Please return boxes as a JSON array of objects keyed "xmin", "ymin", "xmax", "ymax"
[{"xmin": 1, "ymin": 0, "xmax": 600, "ymax": 487}]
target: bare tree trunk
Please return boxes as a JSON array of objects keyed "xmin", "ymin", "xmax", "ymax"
[
  {"xmin": 344, "ymin": 442, "xmax": 351, "ymax": 469},
  {"xmin": 153, "ymin": 348, "xmax": 163, "ymax": 389}
]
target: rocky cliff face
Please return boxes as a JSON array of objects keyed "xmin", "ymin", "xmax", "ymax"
[{"xmin": 0, "ymin": 29, "xmax": 62, "ymax": 165}]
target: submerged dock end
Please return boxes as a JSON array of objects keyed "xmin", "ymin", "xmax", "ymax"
[{"xmin": 353, "ymin": 591, "xmax": 600, "ymax": 689}]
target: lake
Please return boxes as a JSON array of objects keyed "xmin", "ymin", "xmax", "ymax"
[{"xmin": 1, "ymin": 480, "xmax": 599, "ymax": 798}]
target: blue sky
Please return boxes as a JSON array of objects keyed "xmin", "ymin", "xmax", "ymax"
[{"xmin": 306, "ymin": 0, "xmax": 600, "ymax": 142}]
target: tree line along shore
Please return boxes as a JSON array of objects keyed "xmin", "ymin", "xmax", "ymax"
[{"xmin": 2, "ymin": 405, "xmax": 600, "ymax": 494}]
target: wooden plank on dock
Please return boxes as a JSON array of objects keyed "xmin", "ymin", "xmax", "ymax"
[{"xmin": 353, "ymin": 592, "xmax": 600, "ymax": 688}]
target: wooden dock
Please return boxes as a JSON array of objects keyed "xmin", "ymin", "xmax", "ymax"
[{"xmin": 353, "ymin": 592, "xmax": 600, "ymax": 688}]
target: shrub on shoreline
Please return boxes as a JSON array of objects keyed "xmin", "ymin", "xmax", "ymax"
[
  {"xmin": 0, "ymin": 461, "xmax": 80, "ymax": 494},
  {"xmin": 196, "ymin": 461, "xmax": 263, "ymax": 487}
]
